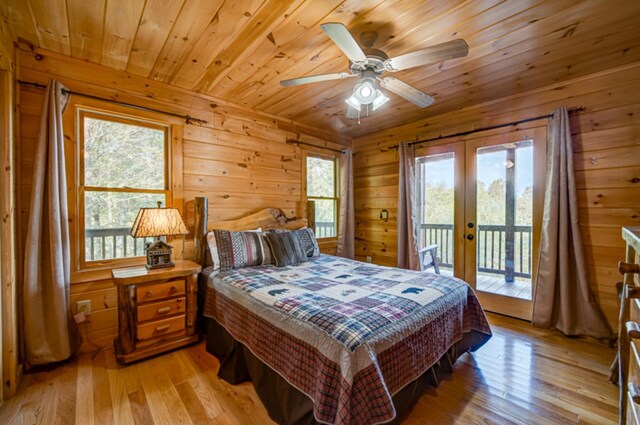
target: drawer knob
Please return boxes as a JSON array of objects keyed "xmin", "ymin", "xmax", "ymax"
[
  {"xmin": 156, "ymin": 306, "xmax": 172, "ymax": 315},
  {"xmin": 169, "ymin": 286, "xmax": 177, "ymax": 293},
  {"xmin": 155, "ymin": 324, "xmax": 171, "ymax": 333},
  {"xmin": 619, "ymin": 261, "xmax": 640, "ymax": 275},
  {"xmin": 629, "ymin": 383, "xmax": 640, "ymax": 405},
  {"xmin": 145, "ymin": 290, "xmax": 153, "ymax": 299},
  {"xmin": 627, "ymin": 321, "xmax": 640, "ymax": 339}
]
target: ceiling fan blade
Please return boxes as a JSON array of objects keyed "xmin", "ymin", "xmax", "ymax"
[
  {"xmin": 380, "ymin": 77, "xmax": 435, "ymax": 108},
  {"xmin": 384, "ymin": 39, "xmax": 469, "ymax": 71},
  {"xmin": 320, "ymin": 22, "xmax": 367, "ymax": 64},
  {"xmin": 280, "ymin": 72, "xmax": 355, "ymax": 87}
]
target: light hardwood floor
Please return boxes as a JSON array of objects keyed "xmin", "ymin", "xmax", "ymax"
[{"xmin": 0, "ymin": 313, "xmax": 618, "ymax": 424}]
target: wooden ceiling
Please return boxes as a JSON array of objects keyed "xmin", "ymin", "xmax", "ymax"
[{"xmin": 4, "ymin": 0, "xmax": 640, "ymax": 138}]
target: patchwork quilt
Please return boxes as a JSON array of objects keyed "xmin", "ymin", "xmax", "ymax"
[{"xmin": 204, "ymin": 255, "xmax": 492, "ymax": 425}]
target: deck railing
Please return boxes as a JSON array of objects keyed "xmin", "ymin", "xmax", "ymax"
[
  {"xmin": 86, "ymin": 223, "xmax": 338, "ymax": 261},
  {"xmin": 315, "ymin": 221, "xmax": 336, "ymax": 238},
  {"xmin": 85, "ymin": 227, "xmax": 155, "ymax": 261},
  {"xmin": 419, "ymin": 223, "xmax": 532, "ymax": 280}
]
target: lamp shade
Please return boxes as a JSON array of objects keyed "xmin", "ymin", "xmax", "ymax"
[{"xmin": 130, "ymin": 207, "xmax": 189, "ymax": 238}]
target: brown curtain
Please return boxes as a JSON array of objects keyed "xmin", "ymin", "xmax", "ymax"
[
  {"xmin": 23, "ymin": 80, "xmax": 81, "ymax": 365},
  {"xmin": 337, "ymin": 149, "xmax": 354, "ymax": 258},
  {"xmin": 532, "ymin": 107, "xmax": 613, "ymax": 340},
  {"xmin": 397, "ymin": 143, "xmax": 419, "ymax": 270}
]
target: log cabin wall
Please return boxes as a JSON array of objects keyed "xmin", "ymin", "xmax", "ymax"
[
  {"xmin": 16, "ymin": 47, "xmax": 348, "ymax": 353},
  {"xmin": 352, "ymin": 61, "xmax": 640, "ymax": 327},
  {"xmin": 0, "ymin": 5, "xmax": 19, "ymax": 399}
]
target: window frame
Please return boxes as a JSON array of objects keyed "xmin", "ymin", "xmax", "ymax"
[
  {"xmin": 77, "ymin": 108, "xmax": 172, "ymax": 270},
  {"xmin": 304, "ymin": 151, "xmax": 339, "ymax": 241}
]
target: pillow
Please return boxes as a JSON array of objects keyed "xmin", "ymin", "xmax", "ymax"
[
  {"xmin": 265, "ymin": 231, "xmax": 308, "ymax": 267},
  {"xmin": 292, "ymin": 228, "xmax": 320, "ymax": 257},
  {"xmin": 206, "ymin": 227, "xmax": 263, "ymax": 271}
]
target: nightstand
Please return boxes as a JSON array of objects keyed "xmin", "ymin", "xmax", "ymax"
[{"xmin": 112, "ymin": 260, "xmax": 202, "ymax": 363}]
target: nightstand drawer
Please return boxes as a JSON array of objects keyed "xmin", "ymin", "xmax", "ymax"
[
  {"xmin": 137, "ymin": 315, "xmax": 185, "ymax": 341},
  {"xmin": 137, "ymin": 297, "xmax": 186, "ymax": 322},
  {"xmin": 136, "ymin": 279, "xmax": 185, "ymax": 303}
]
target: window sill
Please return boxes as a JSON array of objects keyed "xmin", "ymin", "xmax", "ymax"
[{"xmin": 71, "ymin": 257, "xmax": 147, "ymax": 284}]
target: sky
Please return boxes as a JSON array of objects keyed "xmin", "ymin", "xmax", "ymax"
[{"xmin": 422, "ymin": 144, "xmax": 533, "ymax": 195}]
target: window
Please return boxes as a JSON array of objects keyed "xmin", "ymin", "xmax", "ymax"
[
  {"xmin": 306, "ymin": 155, "xmax": 338, "ymax": 238},
  {"xmin": 80, "ymin": 110, "xmax": 169, "ymax": 264}
]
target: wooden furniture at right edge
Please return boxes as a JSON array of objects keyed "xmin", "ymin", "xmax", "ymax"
[{"xmin": 618, "ymin": 227, "xmax": 640, "ymax": 424}]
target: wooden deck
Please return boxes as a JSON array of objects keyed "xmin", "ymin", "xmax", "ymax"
[
  {"xmin": 0, "ymin": 314, "xmax": 617, "ymax": 424},
  {"xmin": 439, "ymin": 268, "xmax": 532, "ymax": 300}
]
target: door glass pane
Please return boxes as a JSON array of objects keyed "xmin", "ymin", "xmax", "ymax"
[
  {"xmin": 475, "ymin": 141, "xmax": 533, "ymax": 300},
  {"xmin": 416, "ymin": 152, "xmax": 455, "ymax": 276}
]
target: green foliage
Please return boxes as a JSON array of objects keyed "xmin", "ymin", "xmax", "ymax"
[
  {"xmin": 83, "ymin": 116, "xmax": 166, "ymax": 232},
  {"xmin": 85, "ymin": 117, "xmax": 164, "ymax": 189},
  {"xmin": 421, "ymin": 179, "xmax": 532, "ymax": 225},
  {"xmin": 307, "ymin": 157, "xmax": 335, "ymax": 198},
  {"xmin": 307, "ymin": 157, "xmax": 336, "ymax": 233}
]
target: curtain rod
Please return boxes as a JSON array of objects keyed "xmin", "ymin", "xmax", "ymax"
[
  {"xmin": 388, "ymin": 106, "xmax": 586, "ymax": 150},
  {"xmin": 17, "ymin": 80, "xmax": 209, "ymax": 126},
  {"xmin": 286, "ymin": 139, "xmax": 348, "ymax": 154}
]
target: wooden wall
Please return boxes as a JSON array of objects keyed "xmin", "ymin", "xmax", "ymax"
[
  {"xmin": 352, "ymin": 62, "xmax": 640, "ymax": 327},
  {"xmin": 0, "ymin": 5, "xmax": 19, "ymax": 399},
  {"xmin": 16, "ymin": 47, "xmax": 348, "ymax": 353}
]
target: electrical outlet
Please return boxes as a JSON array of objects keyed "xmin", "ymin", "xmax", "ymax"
[
  {"xmin": 366, "ymin": 256, "xmax": 372, "ymax": 263},
  {"xmin": 77, "ymin": 300, "xmax": 91, "ymax": 316}
]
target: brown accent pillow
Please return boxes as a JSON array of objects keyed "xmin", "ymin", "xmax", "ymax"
[{"xmin": 265, "ymin": 231, "xmax": 308, "ymax": 267}]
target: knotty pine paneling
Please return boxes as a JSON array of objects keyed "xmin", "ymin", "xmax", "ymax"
[
  {"xmin": 0, "ymin": 3, "xmax": 20, "ymax": 398},
  {"xmin": 353, "ymin": 62, "xmax": 640, "ymax": 327},
  {"xmin": 16, "ymin": 48, "xmax": 347, "ymax": 353},
  {"xmin": 6, "ymin": 0, "xmax": 640, "ymax": 137}
]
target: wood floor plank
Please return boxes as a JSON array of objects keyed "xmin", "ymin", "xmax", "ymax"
[
  {"xmin": 91, "ymin": 352, "xmax": 113, "ymax": 424},
  {"xmin": 105, "ymin": 350, "xmax": 135, "ymax": 425},
  {"xmin": 54, "ymin": 361, "xmax": 78, "ymax": 425},
  {"xmin": 137, "ymin": 357, "xmax": 194, "ymax": 425},
  {"xmin": 74, "ymin": 354, "xmax": 94, "ymax": 425},
  {"xmin": 0, "ymin": 314, "xmax": 618, "ymax": 424},
  {"xmin": 127, "ymin": 389, "xmax": 154, "ymax": 425}
]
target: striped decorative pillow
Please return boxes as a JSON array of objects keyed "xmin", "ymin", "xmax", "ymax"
[
  {"xmin": 265, "ymin": 231, "xmax": 308, "ymax": 267},
  {"xmin": 206, "ymin": 227, "xmax": 262, "ymax": 270},
  {"xmin": 212, "ymin": 229, "xmax": 272, "ymax": 271}
]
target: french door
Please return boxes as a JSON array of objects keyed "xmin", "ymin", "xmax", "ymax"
[{"xmin": 415, "ymin": 127, "xmax": 546, "ymax": 320}]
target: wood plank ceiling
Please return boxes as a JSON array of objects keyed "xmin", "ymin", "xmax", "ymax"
[{"xmin": 4, "ymin": 0, "xmax": 640, "ymax": 138}]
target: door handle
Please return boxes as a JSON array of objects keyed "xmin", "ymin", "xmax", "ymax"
[
  {"xmin": 466, "ymin": 234, "xmax": 474, "ymax": 241},
  {"xmin": 467, "ymin": 223, "xmax": 474, "ymax": 228}
]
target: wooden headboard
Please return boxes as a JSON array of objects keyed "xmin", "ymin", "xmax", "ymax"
[{"xmin": 193, "ymin": 197, "xmax": 307, "ymax": 265}]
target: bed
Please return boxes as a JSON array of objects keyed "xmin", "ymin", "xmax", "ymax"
[{"xmin": 192, "ymin": 198, "xmax": 492, "ymax": 425}]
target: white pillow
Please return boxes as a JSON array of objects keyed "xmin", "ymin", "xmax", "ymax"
[{"xmin": 206, "ymin": 227, "xmax": 262, "ymax": 270}]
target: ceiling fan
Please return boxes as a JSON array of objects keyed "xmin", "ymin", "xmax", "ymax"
[{"xmin": 280, "ymin": 23, "xmax": 469, "ymax": 120}]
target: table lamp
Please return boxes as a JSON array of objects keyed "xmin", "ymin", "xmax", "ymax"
[{"xmin": 130, "ymin": 202, "xmax": 189, "ymax": 270}]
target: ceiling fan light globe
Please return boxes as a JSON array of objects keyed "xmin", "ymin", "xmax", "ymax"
[
  {"xmin": 354, "ymin": 80, "xmax": 377, "ymax": 104},
  {"xmin": 359, "ymin": 85, "xmax": 372, "ymax": 98},
  {"xmin": 372, "ymin": 90, "xmax": 390, "ymax": 111},
  {"xmin": 345, "ymin": 96, "xmax": 361, "ymax": 111}
]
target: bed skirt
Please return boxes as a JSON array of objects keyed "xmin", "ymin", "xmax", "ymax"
[{"xmin": 204, "ymin": 316, "xmax": 486, "ymax": 425}]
